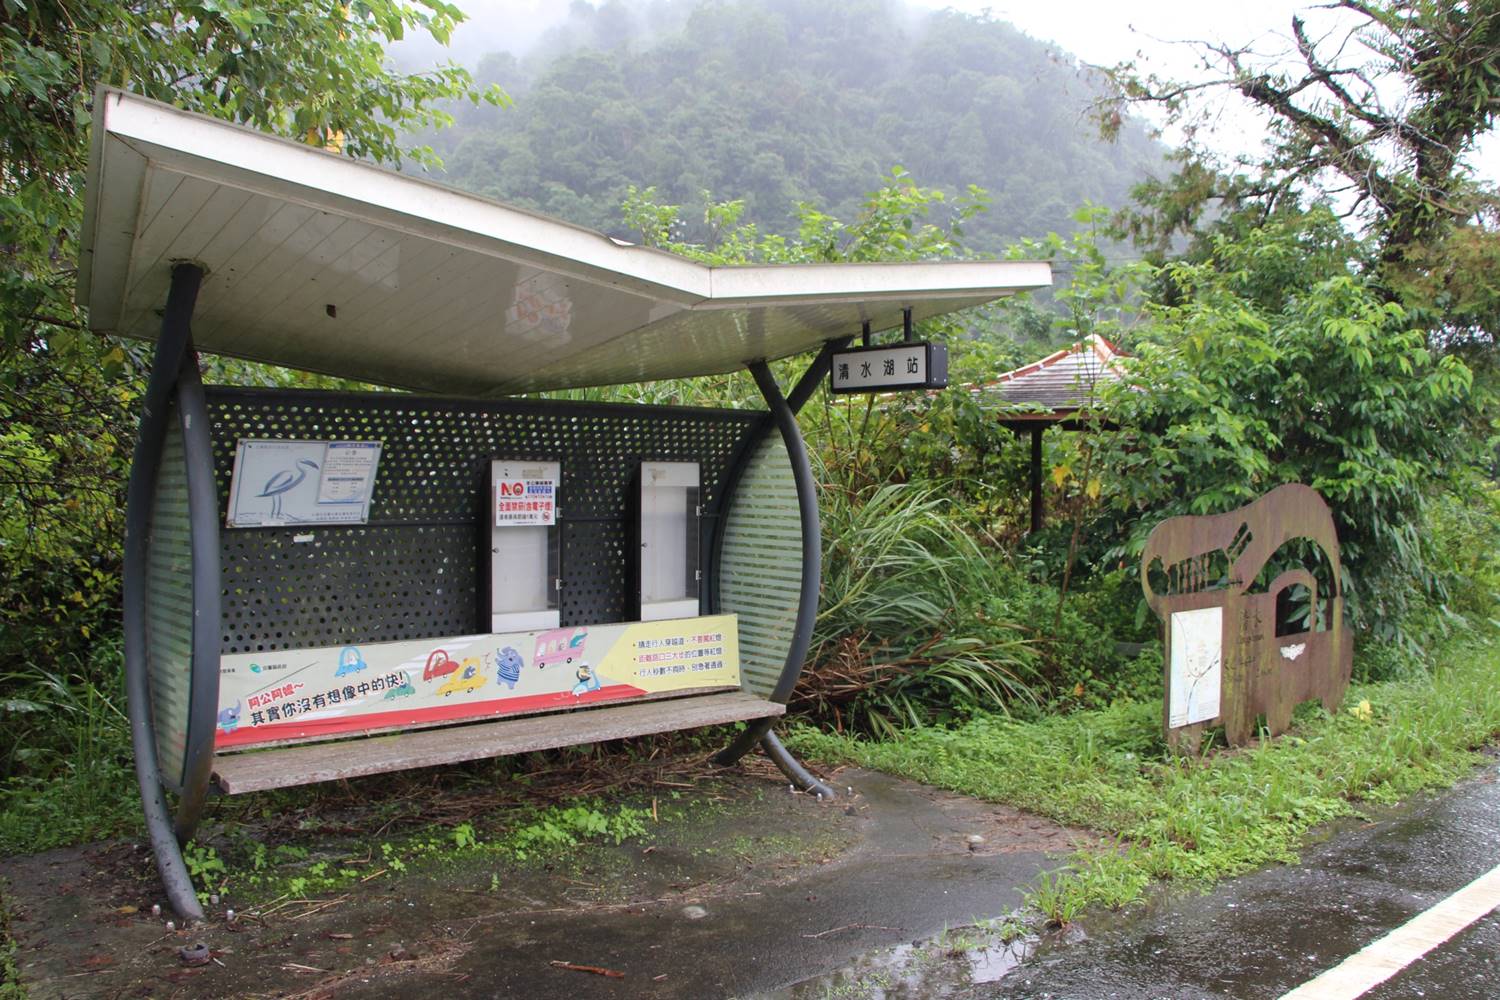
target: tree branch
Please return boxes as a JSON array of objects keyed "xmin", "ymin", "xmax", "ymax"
[{"xmin": 1291, "ymin": 15, "xmax": 1390, "ymax": 127}]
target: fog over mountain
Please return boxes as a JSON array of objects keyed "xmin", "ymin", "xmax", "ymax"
[{"xmin": 403, "ymin": 0, "xmax": 1167, "ymax": 250}]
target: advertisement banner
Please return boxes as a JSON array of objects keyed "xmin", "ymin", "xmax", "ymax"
[{"xmin": 214, "ymin": 614, "xmax": 739, "ymax": 750}]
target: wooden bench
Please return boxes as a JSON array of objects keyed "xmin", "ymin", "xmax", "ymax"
[{"xmin": 212, "ymin": 690, "xmax": 782, "ymax": 794}]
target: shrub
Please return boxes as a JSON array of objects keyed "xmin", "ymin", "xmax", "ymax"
[{"xmin": 797, "ymin": 474, "xmax": 1040, "ymax": 735}]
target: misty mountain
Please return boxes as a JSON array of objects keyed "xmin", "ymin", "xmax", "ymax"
[{"xmin": 421, "ymin": 0, "xmax": 1166, "ymax": 251}]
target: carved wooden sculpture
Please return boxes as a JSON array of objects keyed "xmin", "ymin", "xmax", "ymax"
[{"xmin": 1141, "ymin": 483, "xmax": 1353, "ymax": 751}]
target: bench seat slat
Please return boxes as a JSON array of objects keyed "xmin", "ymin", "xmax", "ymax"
[{"xmin": 211, "ymin": 691, "xmax": 784, "ymax": 794}]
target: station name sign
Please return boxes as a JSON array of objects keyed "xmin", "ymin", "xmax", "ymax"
[{"xmin": 829, "ymin": 341, "xmax": 948, "ymax": 394}]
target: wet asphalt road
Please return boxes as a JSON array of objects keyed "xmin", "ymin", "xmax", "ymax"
[{"xmin": 975, "ymin": 758, "xmax": 1500, "ymax": 1000}]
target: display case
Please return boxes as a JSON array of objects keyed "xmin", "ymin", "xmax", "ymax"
[
  {"xmin": 488, "ymin": 459, "xmax": 561, "ymax": 632},
  {"xmin": 636, "ymin": 461, "xmax": 701, "ymax": 622}
]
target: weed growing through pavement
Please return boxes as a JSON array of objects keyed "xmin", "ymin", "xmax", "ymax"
[{"xmin": 0, "ymin": 902, "xmax": 20, "ymax": 1000}]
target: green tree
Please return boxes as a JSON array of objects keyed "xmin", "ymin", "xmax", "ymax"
[
  {"xmin": 0, "ymin": 0, "xmax": 502, "ymax": 666},
  {"xmin": 1101, "ymin": 0, "xmax": 1500, "ymax": 345},
  {"xmin": 1094, "ymin": 209, "xmax": 1475, "ymax": 639}
]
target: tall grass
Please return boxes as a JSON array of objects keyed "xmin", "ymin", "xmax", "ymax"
[
  {"xmin": 802, "ymin": 470, "xmax": 1040, "ymax": 735},
  {"xmin": 0, "ymin": 637, "xmax": 138, "ymax": 855}
]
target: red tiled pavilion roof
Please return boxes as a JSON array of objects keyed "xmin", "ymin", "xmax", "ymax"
[{"xmin": 970, "ymin": 334, "xmax": 1124, "ymax": 421}]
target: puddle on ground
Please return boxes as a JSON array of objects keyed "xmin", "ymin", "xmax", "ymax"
[{"xmin": 769, "ymin": 920, "xmax": 1038, "ymax": 999}]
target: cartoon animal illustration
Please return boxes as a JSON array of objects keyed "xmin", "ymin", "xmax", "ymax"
[
  {"xmin": 570, "ymin": 662, "xmax": 601, "ymax": 698},
  {"xmin": 256, "ymin": 458, "xmax": 320, "ymax": 520},
  {"xmin": 534, "ymin": 627, "xmax": 587, "ymax": 670},
  {"xmin": 217, "ymin": 701, "xmax": 242, "ymax": 735},
  {"xmin": 495, "ymin": 646, "xmax": 524, "ymax": 690},
  {"xmin": 335, "ymin": 645, "xmax": 367, "ymax": 678},
  {"xmin": 436, "ymin": 659, "xmax": 487, "ymax": 697},
  {"xmin": 383, "ymin": 672, "xmax": 416, "ymax": 700},
  {"xmin": 422, "ymin": 649, "xmax": 461, "ymax": 682}
]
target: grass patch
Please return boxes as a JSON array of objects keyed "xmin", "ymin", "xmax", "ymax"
[
  {"xmin": 0, "ymin": 639, "xmax": 141, "ymax": 856},
  {"xmin": 786, "ymin": 632, "xmax": 1500, "ymax": 923},
  {"xmin": 0, "ymin": 757, "xmax": 139, "ymax": 858},
  {"xmin": 192, "ymin": 797, "xmax": 656, "ymax": 905}
]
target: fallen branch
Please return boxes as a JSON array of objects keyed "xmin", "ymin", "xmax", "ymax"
[
  {"xmin": 549, "ymin": 960, "xmax": 625, "ymax": 978},
  {"xmin": 802, "ymin": 922, "xmax": 900, "ymax": 939}
]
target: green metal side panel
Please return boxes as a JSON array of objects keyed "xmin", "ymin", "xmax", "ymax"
[
  {"xmin": 719, "ymin": 436, "xmax": 802, "ymax": 699},
  {"xmin": 145, "ymin": 403, "xmax": 194, "ymax": 791}
]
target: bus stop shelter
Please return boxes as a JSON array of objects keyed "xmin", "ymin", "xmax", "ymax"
[{"xmin": 78, "ymin": 90, "xmax": 1052, "ymax": 920}]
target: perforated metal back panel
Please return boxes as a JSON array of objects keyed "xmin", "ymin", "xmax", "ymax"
[
  {"xmin": 718, "ymin": 436, "xmax": 803, "ymax": 699},
  {"xmin": 204, "ymin": 388, "xmax": 763, "ymax": 654},
  {"xmin": 145, "ymin": 399, "xmax": 194, "ymax": 790}
]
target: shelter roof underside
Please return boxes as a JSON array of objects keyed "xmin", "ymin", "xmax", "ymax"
[{"xmin": 79, "ymin": 91, "xmax": 1051, "ymax": 396}]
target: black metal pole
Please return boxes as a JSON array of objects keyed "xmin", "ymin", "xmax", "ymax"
[
  {"xmin": 123, "ymin": 262, "xmax": 206, "ymax": 922},
  {"xmin": 788, "ymin": 338, "xmax": 852, "ymax": 413},
  {"xmin": 1029, "ymin": 425, "xmax": 1044, "ymax": 535},
  {"xmin": 171, "ymin": 349, "xmax": 222, "ymax": 844},
  {"xmin": 713, "ymin": 353, "xmax": 838, "ymax": 798}
]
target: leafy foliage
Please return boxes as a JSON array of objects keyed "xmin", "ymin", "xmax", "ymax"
[
  {"xmin": 1093, "ymin": 209, "xmax": 1475, "ymax": 639},
  {"xmin": 1101, "ymin": 0, "xmax": 1500, "ymax": 347},
  {"xmin": 0, "ymin": 637, "xmax": 137, "ymax": 855},
  {"xmin": 802, "ymin": 472, "xmax": 1040, "ymax": 735}
]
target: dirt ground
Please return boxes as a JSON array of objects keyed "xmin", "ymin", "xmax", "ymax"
[{"xmin": 1, "ymin": 758, "xmax": 1086, "ymax": 999}]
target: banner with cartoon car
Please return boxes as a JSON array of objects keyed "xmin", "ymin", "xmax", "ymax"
[{"xmin": 214, "ymin": 614, "xmax": 739, "ymax": 749}]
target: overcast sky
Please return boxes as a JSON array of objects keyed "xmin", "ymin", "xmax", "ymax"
[{"xmin": 922, "ymin": 0, "xmax": 1499, "ymax": 183}]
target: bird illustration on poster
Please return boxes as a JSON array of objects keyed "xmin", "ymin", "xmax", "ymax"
[{"xmin": 256, "ymin": 459, "xmax": 319, "ymax": 520}]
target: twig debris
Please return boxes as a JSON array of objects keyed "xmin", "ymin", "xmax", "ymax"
[{"xmin": 549, "ymin": 960, "xmax": 625, "ymax": 979}]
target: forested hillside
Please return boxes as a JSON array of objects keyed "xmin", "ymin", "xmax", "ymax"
[{"xmin": 426, "ymin": 0, "xmax": 1165, "ymax": 247}]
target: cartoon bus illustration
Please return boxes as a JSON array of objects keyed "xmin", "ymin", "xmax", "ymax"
[{"xmin": 533, "ymin": 627, "xmax": 587, "ymax": 670}]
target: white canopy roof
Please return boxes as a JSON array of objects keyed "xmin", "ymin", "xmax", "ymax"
[{"xmin": 79, "ymin": 90, "xmax": 1052, "ymax": 395}]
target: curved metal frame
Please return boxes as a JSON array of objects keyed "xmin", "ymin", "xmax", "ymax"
[
  {"xmin": 702, "ymin": 411, "xmax": 775, "ymax": 615},
  {"xmin": 172, "ymin": 350, "xmax": 223, "ymax": 843},
  {"xmin": 713, "ymin": 343, "xmax": 848, "ymax": 799},
  {"xmin": 123, "ymin": 262, "xmax": 212, "ymax": 922}
]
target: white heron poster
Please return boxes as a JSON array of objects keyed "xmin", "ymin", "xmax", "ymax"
[{"xmin": 227, "ymin": 439, "xmax": 382, "ymax": 527}]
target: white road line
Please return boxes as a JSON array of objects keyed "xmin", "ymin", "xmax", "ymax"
[{"xmin": 1280, "ymin": 863, "xmax": 1500, "ymax": 1000}]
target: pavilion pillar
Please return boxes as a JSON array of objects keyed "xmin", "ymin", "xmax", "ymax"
[{"xmin": 1029, "ymin": 425, "xmax": 1044, "ymax": 534}]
